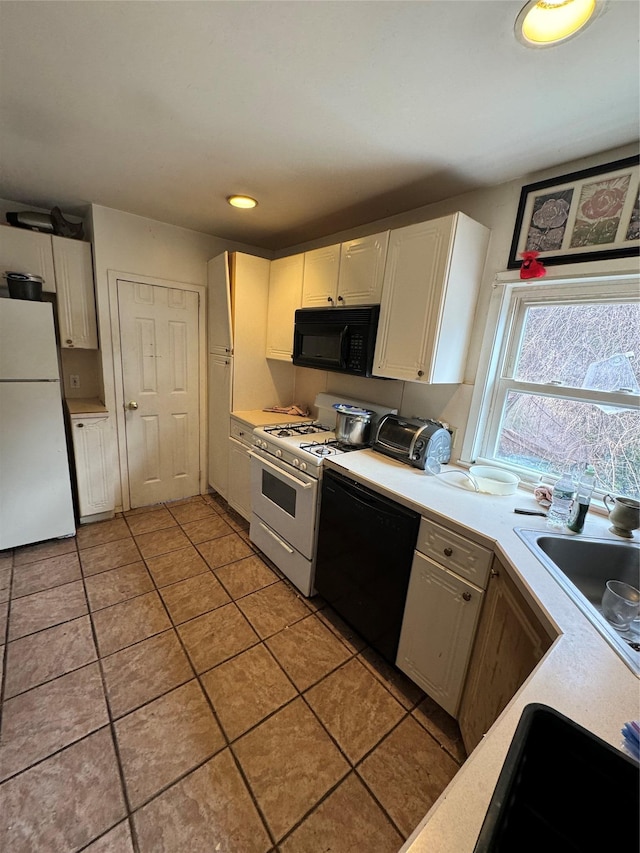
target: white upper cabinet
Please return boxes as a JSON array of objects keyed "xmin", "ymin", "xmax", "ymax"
[
  {"xmin": 266, "ymin": 254, "xmax": 304, "ymax": 360},
  {"xmin": 301, "ymin": 244, "xmax": 341, "ymax": 307},
  {"xmin": 52, "ymin": 236, "xmax": 98, "ymax": 349},
  {"xmin": 0, "ymin": 228, "xmax": 98, "ymax": 348},
  {"xmin": 300, "ymin": 233, "xmax": 389, "ymax": 309},
  {"xmin": 337, "ymin": 231, "xmax": 389, "ymax": 305},
  {"xmin": 0, "ymin": 226, "xmax": 56, "ymax": 292},
  {"xmin": 373, "ymin": 213, "xmax": 489, "ymax": 384},
  {"xmin": 207, "ymin": 252, "xmax": 233, "ymax": 356}
]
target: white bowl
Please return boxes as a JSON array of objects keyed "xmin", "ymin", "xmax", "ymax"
[{"xmin": 468, "ymin": 465, "xmax": 520, "ymax": 495}]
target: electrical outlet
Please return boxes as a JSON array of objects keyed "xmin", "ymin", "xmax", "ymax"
[
  {"xmin": 449, "ymin": 426, "xmax": 459, "ymax": 450},
  {"xmin": 70, "ymin": 374, "xmax": 80, "ymax": 389}
]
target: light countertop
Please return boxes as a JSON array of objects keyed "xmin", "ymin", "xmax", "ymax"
[
  {"xmin": 231, "ymin": 409, "xmax": 312, "ymax": 428},
  {"xmin": 65, "ymin": 397, "xmax": 109, "ymax": 415},
  {"xmin": 323, "ymin": 450, "xmax": 639, "ymax": 853}
]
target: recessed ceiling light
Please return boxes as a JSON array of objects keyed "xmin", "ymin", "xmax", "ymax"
[
  {"xmin": 227, "ymin": 195, "xmax": 258, "ymax": 209},
  {"xmin": 515, "ymin": 0, "xmax": 601, "ymax": 48}
]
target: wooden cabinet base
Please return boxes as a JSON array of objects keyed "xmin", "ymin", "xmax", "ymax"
[{"xmin": 458, "ymin": 557, "xmax": 554, "ymax": 753}]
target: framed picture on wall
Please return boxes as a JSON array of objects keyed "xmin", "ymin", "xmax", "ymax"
[{"xmin": 507, "ymin": 155, "xmax": 640, "ymax": 269}]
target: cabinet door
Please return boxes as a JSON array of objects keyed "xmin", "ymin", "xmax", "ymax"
[
  {"xmin": 208, "ymin": 354, "xmax": 232, "ymax": 498},
  {"xmin": 0, "ymin": 227, "xmax": 56, "ymax": 292},
  {"xmin": 373, "ymin": 217, "xmax": 455, "ymax": 383},
  {"xmin": 52, "ymin": 237, "xmax": 98, "ymax": 349},
  {"xmin": 337, "ymin": 231, "xmax": 389, "ymax": 305},
  {"xmin": 396, "ymin": 551, "xmax": 483, "ymax": 717},
  {"xmin": 266, "ymin": 254, "xmax": 304, "ymax": 360},
  {"xmin": 458, "ymin": 558, "xmax": 553, "ymax": 753},
  {"xmin": 71, "ymin": 416, "xmax": 114, "ymax": 518},
  {"xmin": 207, "ymin": 252, "xmax": 233, "ymax": 356},
  {"xmin": 301, "ymin": 244, "xmax": 340, "ymax": 307},
  {"xmin": 227, "ymin": 436, "xmax": 252, "ymax": 521},
  {"xmin": 373, "ymin": 213, "xmax": 489, "ymax": 384}
]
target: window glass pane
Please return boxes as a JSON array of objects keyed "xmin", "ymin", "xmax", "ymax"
[
  {"xmin": 513, "ymin": 303, "xmax": 640, "ymax": 390},
  {"xmin": 495, "ymin": 390, "xmax": 640, "ymax": 498}
]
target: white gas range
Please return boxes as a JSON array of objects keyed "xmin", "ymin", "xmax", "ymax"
[
  {"xmin": 249, "ymin": 395, "xmax": 397, "ymax": 596},
  {"xmin": 252, "ymin": 421, "xmax": 354, "ymax": 474}
]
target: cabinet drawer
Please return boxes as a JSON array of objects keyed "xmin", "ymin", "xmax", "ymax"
[
  {"xmin": 230, "ymin": 417, "xmax": 252, "ymax": 446},
  {"xmin": 417, "ymin": 517, "xmax": 492, "ymax": 588}
]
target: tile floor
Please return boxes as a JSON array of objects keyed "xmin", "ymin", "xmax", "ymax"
[{"xmin": 0, "ymin": 493, "xmax": 466, "ymax": 852}]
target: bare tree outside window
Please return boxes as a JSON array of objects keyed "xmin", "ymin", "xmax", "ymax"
[{"xmin": 489, "ymin": 300, "xmax": 640, "ymax": 498}]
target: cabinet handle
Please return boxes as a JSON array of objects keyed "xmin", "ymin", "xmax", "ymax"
[
  {"xmin": 417, "ymin": 369, "xmax": 424, "ymax": 377},
  {"xmin": 462, "ymin": 592, "xmax": 472, "ymax": 602},
  {"xmin": 77, "ymin": 423, "xmax": 84, "ymax": 428},
  {"xmin": 443, "ymin": 547, "xmax": 453, "ymax": 557},
  {"xmin": 66, "ymin": 339, "xmax": 73, "ymax": 345},
  {"xmin": 490, "ymin": 568, "xmax": 500, "ymax": 578},
  {"xmin": 327, "ymin": 296, "xmax": 334, "ymax": 304},
  {"xmin": 337, "ymin": 295, "xmax": 344, "ymax": 303}
]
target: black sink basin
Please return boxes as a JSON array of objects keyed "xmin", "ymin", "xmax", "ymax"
[{"xmin": 474, "ymin": 703, "xmax": 639, "ymax": 852}]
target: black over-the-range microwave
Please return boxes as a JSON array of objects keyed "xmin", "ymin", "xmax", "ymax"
[{"xmin": 292, "ymin": 305, "xmax": 380, "ymax": 377}]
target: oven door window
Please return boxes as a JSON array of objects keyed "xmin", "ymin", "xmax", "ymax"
[{"xmin": 262, "ymin": 469, "xmax": 296, "ymax": 517}]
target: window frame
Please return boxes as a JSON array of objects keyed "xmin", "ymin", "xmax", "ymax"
[{"xmin": 464, "ymin": 270, "xmax": 640, "ymax": 491}]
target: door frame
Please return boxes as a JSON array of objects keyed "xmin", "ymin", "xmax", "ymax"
[{"xmin": 108, "ymin": 270, "xmax": 207, "ymax": 511}]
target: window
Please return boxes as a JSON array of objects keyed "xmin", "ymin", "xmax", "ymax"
[{"xmin": 474, "ymin": 275, "xmax": 640, "ymax": 499}]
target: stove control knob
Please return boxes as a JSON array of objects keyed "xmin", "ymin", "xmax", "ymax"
[
  {"xmin": 275, "ymin": 449, "xmax": 282, "ymax": 458},
  {"xmin": 292, "ymin": 458, "xmax": 300, "ymax": 467},
  {"xmin": 299, "ymin": 462, "xmax": 307, "ymax": 471},
  {"xmin": 260, "ymin": 440, "xmax": 267, "ymax": 449}
]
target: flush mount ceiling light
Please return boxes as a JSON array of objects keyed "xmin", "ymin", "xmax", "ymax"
[
  {"xmin": 515, "ymin": 0, "xmax": 602, "ymax": 48},
  {"xmin": 227, "ymin": 195, "xmax": 258, "ymax": 209}
]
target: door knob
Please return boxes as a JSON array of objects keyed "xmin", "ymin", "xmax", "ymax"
[{"xmin": 127, "ymin": 401, "xmax": 138, "ymax": 410}]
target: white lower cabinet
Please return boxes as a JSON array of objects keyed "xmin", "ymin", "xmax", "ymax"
[
  {"xmin": 70, "ymin": 415, "xmax": 115, "ymax": 521},
  {"xmin": 227, "ymin": 417, "xmax": 252, "ymax": 520},
  {"xmin": 397, "ymin": 552, "xmax": 483, "ymax": 717},
  {"xmin": 396, "ymin": 517, "xmax": 491, "ymax": 717},
  {"xmin": 208, "ymin": 354, "xmax": 232, "ymax": 498}
]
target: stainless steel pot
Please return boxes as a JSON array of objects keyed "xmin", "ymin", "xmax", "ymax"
[{"xmin": 333, "ymin": 404, "xmax": 375, "ymax": 446}]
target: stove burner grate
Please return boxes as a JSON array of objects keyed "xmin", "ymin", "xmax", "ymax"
[
  {"xmin": 299, "ymin": 439, "xmax": 365, "ymax": 457},
  {"xmin": 263, "ymin": 422, "xmax": 328, "ymax": 438}
]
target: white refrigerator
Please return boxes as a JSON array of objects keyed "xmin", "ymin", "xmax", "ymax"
[{"xmin": 0, "ymin": 299, "xmax": 76, "ymax": 549}]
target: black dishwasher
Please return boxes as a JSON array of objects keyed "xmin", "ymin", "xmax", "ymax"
[{"xmin": 314, "ymin": 468, "xmax": 420, "ymax": 664}]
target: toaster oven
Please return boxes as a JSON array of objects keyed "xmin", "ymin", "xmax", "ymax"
[{"xmin": 372, "ymin": 414, "xmax": 452, "ymax": 469}]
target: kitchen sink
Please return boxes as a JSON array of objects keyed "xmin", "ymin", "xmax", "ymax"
[{"xmin": 516, "ymin": 528, "xmax": 640, "ymax": 675}]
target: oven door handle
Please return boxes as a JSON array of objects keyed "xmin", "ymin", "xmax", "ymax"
[{"xmin": 249, "ymin": 451, "xmax": 314, "ymax": 489}]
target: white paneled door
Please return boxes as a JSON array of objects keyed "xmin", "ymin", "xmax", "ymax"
[{"xmin": 118, "ymin": 280, "xmax": 200, "ymax": 507}]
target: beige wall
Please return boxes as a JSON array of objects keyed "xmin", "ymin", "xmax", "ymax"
[
  {"xmin": 90, "ymin": 204, "xmax": 269, "ymax": 508},
  {"xmin": 283, "ymin": 142, "xmax": 640, "ymax": 453},
  {"xmin": 2, "ymin": 141, "xmax": 637, "ymax": 506}
]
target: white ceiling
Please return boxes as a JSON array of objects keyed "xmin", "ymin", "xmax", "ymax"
[{"xmin": 0, "ymin": 1, "xmax": 638, "ymax": 250}]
